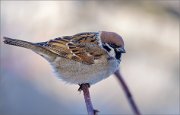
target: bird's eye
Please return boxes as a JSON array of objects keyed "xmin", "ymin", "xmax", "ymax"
[{"xmin": 109, "ymin": 43, "xmax": 119, "ymax": 48}]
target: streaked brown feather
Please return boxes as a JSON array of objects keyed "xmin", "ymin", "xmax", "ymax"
[{"xmin": 39, "ymin": 32, "xmax": 105, "ymax": 64}]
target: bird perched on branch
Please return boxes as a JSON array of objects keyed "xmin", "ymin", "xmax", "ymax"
[{"xmin": 3, "ymin": 31, "xmax": 125, "ymax": 90}]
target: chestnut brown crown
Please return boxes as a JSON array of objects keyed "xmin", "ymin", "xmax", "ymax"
[{"xmin": 100, "ymin": 31, "xmax": 125, "ymax": 53}]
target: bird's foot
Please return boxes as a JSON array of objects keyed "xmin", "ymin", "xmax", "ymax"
[
  {"xmin": 78, "ymin": 83, "xmax": 90, "ymax": 92},
  {"xmin": 94, "ymin": 109, "xmax": 99, "ymax": 115}
]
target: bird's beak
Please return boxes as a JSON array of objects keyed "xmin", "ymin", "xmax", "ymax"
[{"xmin": 118, "ymin": 47, "xmax": 126, "ymax": 53}]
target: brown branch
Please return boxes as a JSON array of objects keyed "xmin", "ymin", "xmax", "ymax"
[
  {"xmin": 114, "ymin": 70, "xmax": 141, "ymax": 115},
  {"xmin": 81, "ymin": 83, "xmax": 98, "ymax": 115}
]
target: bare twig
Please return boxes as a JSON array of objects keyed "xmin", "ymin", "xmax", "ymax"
[
  {"xmin": 81, "ymin": 83, "xmax": 98, "ymax": 115},
  {"xmin": 114, "ymin": 70, "xmax": 141, "ymax": 115}
]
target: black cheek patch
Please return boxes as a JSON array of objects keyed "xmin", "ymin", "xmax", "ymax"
[{"xmin": 102, "ymin": 45, "xmax": 111, "ymax": 52}]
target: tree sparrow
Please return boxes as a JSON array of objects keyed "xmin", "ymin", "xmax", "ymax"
[{"xmin": 3, "ymin": 31, "xmax": 125, "ymax": 89}]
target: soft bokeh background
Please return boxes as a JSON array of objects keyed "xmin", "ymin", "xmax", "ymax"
[{"xmin": 0, "ymin": 1, "xmax": 179, "ymax": 115}]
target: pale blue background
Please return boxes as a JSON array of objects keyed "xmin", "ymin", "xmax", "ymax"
[{"xmin": 0, "ymin": 1, "xmax": 179, "ymax": 115}]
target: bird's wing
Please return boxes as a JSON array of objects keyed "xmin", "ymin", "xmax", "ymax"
[{"xmin": 36, "ymin": 32, "xmax": 106, "ymax": 64}]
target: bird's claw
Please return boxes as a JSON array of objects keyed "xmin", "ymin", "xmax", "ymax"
[
  {"xmin": 94, "ymin": 109, "xmax": 99, "ymax": 115},
  {"xmin": 78, "ymin": 83, "xmax": 90, "ymax": 92}
]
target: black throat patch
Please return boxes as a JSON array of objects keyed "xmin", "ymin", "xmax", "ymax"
[{"xmin": 114, "ymin": 50, "xmax": 121, "ymax": 60}]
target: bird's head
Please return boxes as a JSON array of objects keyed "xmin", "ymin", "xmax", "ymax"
[{"xmin": 100, "ymin": 31, "xmax": 126, "ymax": 61}]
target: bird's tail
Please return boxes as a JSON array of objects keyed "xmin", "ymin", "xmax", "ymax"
[
  {"xmin": 3, "ymin": 37, "xmax": 58, "ymax": 61},
  {"xmin": 3, "ymin": 37, "xmax": 36, "ymax": 50}
]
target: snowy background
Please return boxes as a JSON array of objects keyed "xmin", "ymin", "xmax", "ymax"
[{"xmin": 0, "ymin": 1, "xmax": 179, "ymax": 115}]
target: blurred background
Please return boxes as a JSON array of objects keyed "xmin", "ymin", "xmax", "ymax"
[{"xmin": 0, "ymin": 1, "xmax": 179, "ymax": 115}]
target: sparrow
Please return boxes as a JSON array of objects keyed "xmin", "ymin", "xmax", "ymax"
[{"xmin": 3, "ymin": 31, "xmax": 125, "ymax": 90}]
